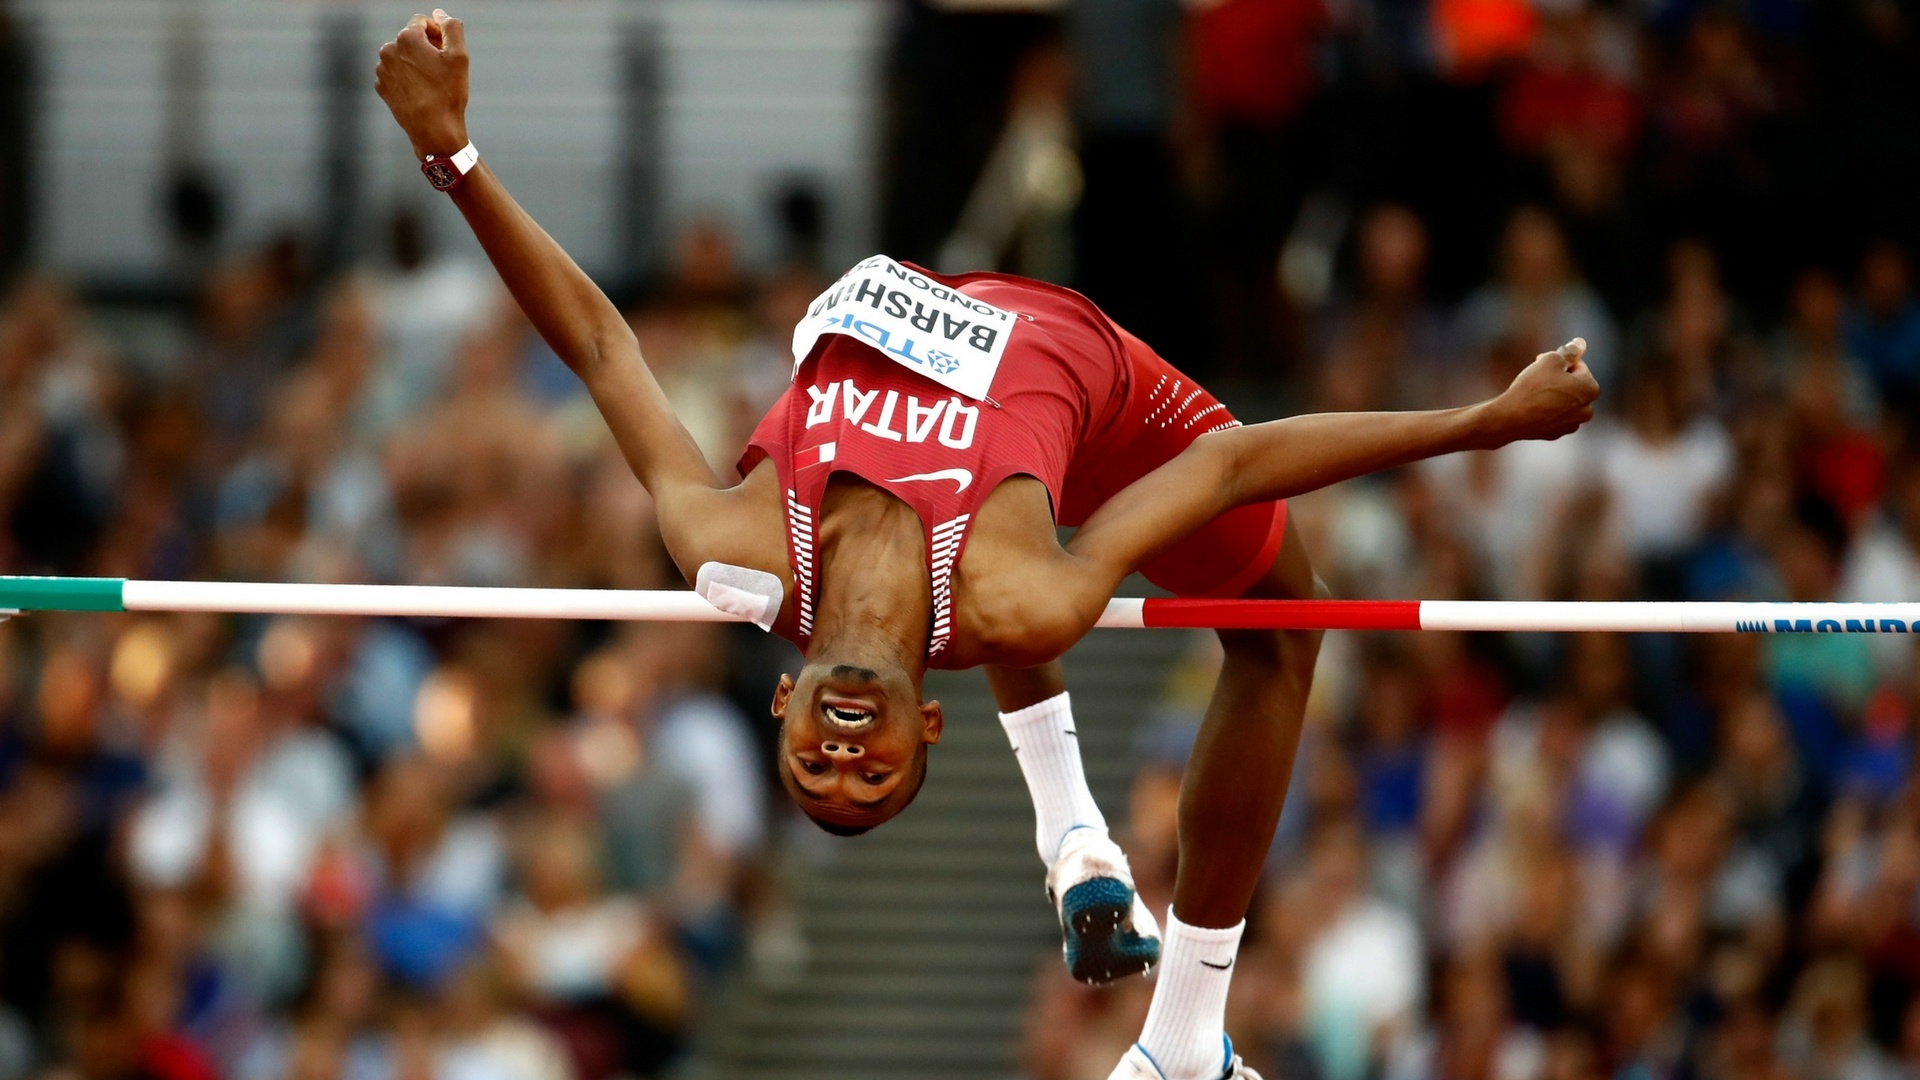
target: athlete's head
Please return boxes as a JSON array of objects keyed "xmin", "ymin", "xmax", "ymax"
[{"xmin": 772, "ymin": 660, "xmax": 943, "ymax": 835}]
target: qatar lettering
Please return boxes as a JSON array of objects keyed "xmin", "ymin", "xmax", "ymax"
[{"xmin": 803, "ymin": 379, "xmax": 979, "ymax": 449}]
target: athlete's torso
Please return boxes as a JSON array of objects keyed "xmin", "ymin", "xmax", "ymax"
[{"xmin": 740, "ymin": 261, "xmax": 1132, "ymax": 667}]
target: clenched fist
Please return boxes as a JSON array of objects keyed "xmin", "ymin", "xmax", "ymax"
[
  {"xmin": 1481, "ymin": 338, "xmax": 1601, "ymax": 445},
  {"xmin": 375, "ymin": 9, "xmax": 470, "ymax": 161}
]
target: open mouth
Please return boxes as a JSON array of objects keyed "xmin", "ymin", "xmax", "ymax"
[{"xmin": 821, "ymin": 698, "xmax": 876, "ymax": 730}]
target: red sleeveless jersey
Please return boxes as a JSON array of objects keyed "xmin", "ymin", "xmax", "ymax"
[
  {"xmin": 741, "ymin": 267, "xmax": 1129, "ymax": 665},
  {"xmin": 740, "ymin": 263, "xmax": 1272, "ymax": 668}
]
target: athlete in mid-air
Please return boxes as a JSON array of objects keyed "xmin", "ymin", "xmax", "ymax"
[{"xmin": 378, "ymin": 13, "xmax": 1598, "ymax": 1078}]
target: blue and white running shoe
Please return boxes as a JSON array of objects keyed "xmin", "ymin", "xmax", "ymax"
[
  {"xmin": 1046, "ymin": 828, "xmax": 1161, "ymax": 984},
  {"xmin": 1106, "ymin": 1037, "xmax": 1261, "ymax": 1080}
]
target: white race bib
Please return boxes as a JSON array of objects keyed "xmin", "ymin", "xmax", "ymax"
[{"xmin": 791, "ymin": 255, "xmax": 1017, "ymax": 401}]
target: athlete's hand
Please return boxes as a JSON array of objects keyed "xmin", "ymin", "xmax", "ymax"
[
  {"xmin": 1483, "ymin": 338, "xmax": 1600, "ymax": 445},
  {"xmin": 376, "ymin": 9, "xmax": 470, "ymax": 161}
]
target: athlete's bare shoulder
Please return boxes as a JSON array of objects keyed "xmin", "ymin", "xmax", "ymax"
[{"xmin": 941, "ymin": 477, "xmax": 1110, "ymax": 668}]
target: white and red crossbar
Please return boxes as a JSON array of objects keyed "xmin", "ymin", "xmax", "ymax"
[
  {"xmin": 0, "ymin": 577, "xmax": 1915, "ymax": 634},
  {"xmin": 1096, "ymin": 598, "xmax": 1920, "ymax": 634}
]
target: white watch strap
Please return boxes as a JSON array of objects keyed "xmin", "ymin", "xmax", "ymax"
[{"xmin": 448, "ymin": 141, "xmax": 480, "ymax": 175}]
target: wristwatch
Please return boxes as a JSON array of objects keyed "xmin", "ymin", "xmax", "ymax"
[{"xmin": 421, "ymin": 142, "xmax": 480, "ymax": 192}]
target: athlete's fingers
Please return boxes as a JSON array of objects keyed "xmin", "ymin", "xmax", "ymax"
[
  {"xmin": 1565, "ymin": 358, "xmax": 1597, "ymax": 391},
  {"xmin": 398, "ymin": 17, "xmax": 435, "ymax": 55},
  {"xmin": 423, "ymin": 11, "xmax": 445, "ymax": 49},
  {"xmin": 437, "ymin": 11, "xmax": 466, "ymax": 54},
  {"xmin": 1552, "ymin": 342, "xmax": 1599, "ymax": 398}
]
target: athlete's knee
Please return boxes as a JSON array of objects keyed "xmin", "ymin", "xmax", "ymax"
[
  {"xmin": 1224, "ymin": 572, "xmax": 1332, "ymax": 674},
  {"xmin": 1218, "ymin": 625, "xmax": 1316, "ymax": 684}
]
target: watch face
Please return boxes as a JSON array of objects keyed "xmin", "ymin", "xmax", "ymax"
[{"xmin": 422, "ymin": 160, "xmax": 459, "ymax": 190}]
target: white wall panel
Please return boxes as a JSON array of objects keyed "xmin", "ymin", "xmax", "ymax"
[{"xmin": 21, "ymin": 0, "xmax": 885, "ymax": 279}]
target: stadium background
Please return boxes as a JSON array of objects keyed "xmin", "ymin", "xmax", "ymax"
[{"xmin": 2, "ymin": 1, "xmax": 1920, "ymax": 1078}]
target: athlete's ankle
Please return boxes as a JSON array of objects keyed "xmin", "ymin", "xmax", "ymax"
[
  {"xmin": 1054, "ymin": 822, "xmax": 1105, "ymax": 852},
  {"xmin": 1131, "ymin": 1036, "xmax": 1232, "ymax": 1080},
  {"xmin": 1136, "ymin": 914, "xmax": 1244, "ymax": 1080}
]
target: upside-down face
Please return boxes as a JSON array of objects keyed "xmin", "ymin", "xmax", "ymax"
[{"xmin": 772, "ymin": 661, "xmax": 943, "ymax": 835}]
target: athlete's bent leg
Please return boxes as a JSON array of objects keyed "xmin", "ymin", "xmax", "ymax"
[
  {"xmin": 1127, "ymin": 520, "xmax": 1320, "ymax": 1080},
  {"xmin": 989, "ymin": 662, "xmax": 1162, "ymax": 984}
]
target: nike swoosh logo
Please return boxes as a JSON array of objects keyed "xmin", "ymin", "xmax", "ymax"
[
  {"xmin": 1200, "ymin": 959, "xmax": 1233, "ymax": 970},
  {"xmin": 886, "ymin": 469, "xmax": 973, "ymax": 492}
]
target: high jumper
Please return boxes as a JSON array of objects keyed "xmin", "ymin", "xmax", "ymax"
[{"xmin": 375, "ymin": 12, "xmax": 1598, "ymax": 1079}]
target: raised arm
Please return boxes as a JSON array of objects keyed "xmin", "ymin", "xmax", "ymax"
[
  {"xmin": 374, "ymin": 11, "xmax": 719, "ymax": 497},
  {"xmin": 1066, "ymin": 339, "xmax": 1601, "ymax": 592}
]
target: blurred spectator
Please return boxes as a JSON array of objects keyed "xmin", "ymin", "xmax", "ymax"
[
  {"xmin": 1848, "ymin": 241, "xmax": 1920, "ymax": 418},
  {"xmin": 1777, "ymin": 955, "xmax": 1893, "ymax": 1080},
  {"xmin": 1, "ymin": 278, "xmax": 125, "ymax": 573},
  {"xmin": 938, "ymin": 42, "xmax": 1080, "ymax": 282},
  {"xmin": 1778, "ymin": 268, "xmax": 1880, "ymax": 430},
  {"xmin": 352, "ymin": 756, "xmax": 506, "ymax": 992},
  {"xmin": 1767, "ymin": 496, "xmax": 1877, "ymax": 780},
  {"xmin": 1842, "ymin": 459, "xmax": 1920, "ymax": 679},
  {"xmin": 1431, "ymin": 0, "xmax": 1537, "ymax": 81},
  {"xmin": 1592, "ymin": 356, "xmax": 1733, "ymax": 570},
  {"xmin": 1381, "ymin": 946, "xmax": 1543, "ymax": 1080},
  {"xmin": 1448, "ymin": 633, "xmax": 1668, "ymax": 962},
  {"xmin": 1313, "ymin": 205, "xmax": 1459, "ymax": 413},
  {"xmin": 1781, "ymin": 269, "xmax": 1888, "ymax": 527},
  {"xmin": 128, "ymin": 665, "xmax": 350, "ymax": 998},
  {"xmin": 439, "ymin": 959, "xmax": 578, "ymax": 1080},
  {"xmin": 1500, "ymin": 7, "xmax": 1638, "ymax": 175},
  {"xmin": 1699, "ymin": 998, "xmax": 1794, "ymax": 1080},
  {"xmin": 1499, "ymin": 4, "xmax": 1644, "ymax": 311},
  {"xmin": 363, "ymin": 210, "xmax": 498, "ymax": 442},
  {"xmin": 1458, "ymin": 207, "xmax": 1619, "ymax": 387},
  {"xmin": 1642, "ymin": 10, "xmax": 1778, "ymax": 294},
  {"xmin": 1631, "ymin": 240, "xmax": 1764, "ymax": 415},
  {"xmin": 494, "ymin": 817, "xmax": 686, "ymax": 1078},
  {"xmin": 1713, "ymin": 692, "xmax": 1817, "ymax": 911},
  {"xmin": 1186, "ymin": 0, "xmax": 1328, "ymax": 376},
  {"xmin": 1296, "ymin": 818, "xmax": 1422, "ymax": 1080}
]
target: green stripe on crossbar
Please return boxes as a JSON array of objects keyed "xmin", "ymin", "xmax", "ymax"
[{"xmin": 0, "ymin": 577, "xmax": 126, "ymax": 612}]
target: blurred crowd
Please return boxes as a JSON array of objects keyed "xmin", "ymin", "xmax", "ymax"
[
  {"xmin": 4, "ymin": 0, "xmax": 1920, "ymax": 1078},
  {"xmin": 0, "ymin": 212, "xmax": 820, "ymax": 1079},
  {"xmin": 995, "ymin": 1, "xmax": 1920, "ymax": 1079}
]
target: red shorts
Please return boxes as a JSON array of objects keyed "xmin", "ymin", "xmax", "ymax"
[{"xmin": 1057, "ymin": 327, "xmax": 1288, "ymax": 599}]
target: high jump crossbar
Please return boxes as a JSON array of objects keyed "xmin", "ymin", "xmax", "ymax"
[{"xmin": 0, "ymin": 576, "xmax": 1914, "ymax": 635}]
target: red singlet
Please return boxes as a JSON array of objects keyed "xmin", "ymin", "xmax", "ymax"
[{"xmin": 741, "ymin": 265, "xmax": 1286, "ymax": 667}]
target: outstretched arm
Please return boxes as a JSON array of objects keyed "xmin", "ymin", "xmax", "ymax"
[
  {"xmin": 373, "ymin": 12, "xmax": 792, "ymax": 589},
  {"xmin": 375, "ymin": 11, "xmax": 718, "ymax": 497},
  {"xmin": 1065, "ymin": 339, "xmax": 1601, "ymax": 594}
]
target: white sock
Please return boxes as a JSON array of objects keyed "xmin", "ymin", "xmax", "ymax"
[
  {"xmin": 1137, "ymin": 913, "xmax": 1244, "ymax": 1080},
  {"xmin": 999, "ymin": 692, "xmax": 1107, "ymax": 865}
]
